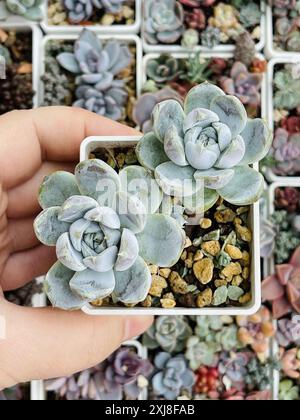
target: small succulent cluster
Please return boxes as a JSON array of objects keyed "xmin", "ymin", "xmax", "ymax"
[
  {"xmin": 136, "ymin": 82, "xmax": 271, "ymax": 210},
  {"xmin": 143, "ymin": 314, "xmax": 275, "ymax": 400},
  {"xmin": 56, "ymin": 29, "xmax": 133, "ymax": 120},
  {"xmin": 272, "ymin": 0, "xmax": 300, "ymax": 52},
  {"xmin": 143, "ymin": 0, "xmax": 262, "ymax": 48},
  {"xmin": 0, "ymin": 0, "xmax": 43, "ymax": 20},
  {"xmin": 34, "ymin": 158, "xmax": 186, "ymax": 309},
  {"xmin": 46, "ymin": 346, "xmax": 153, "ymax": 400},
  {"xmin": 63, "ymin": 0, "xmax": 126, "ymax": 24}
]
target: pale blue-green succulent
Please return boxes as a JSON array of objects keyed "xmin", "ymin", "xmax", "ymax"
[
  {"xmin": 34, "ymin": 159, "xmax": 186, "ymax": 310},
  {"xmin": 136, "ymin": 82, "xmax": 272, "ymax": 212},
  {"xmin": 3, "ymin": 0, "xmax": 43, "ymax": 20}
]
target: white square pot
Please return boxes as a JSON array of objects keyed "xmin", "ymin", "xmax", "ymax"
[
  {"xmin": 41, "ymin": 0, "xmax": 141, "ymax": 34},
  {"xmin": 37, "ymin": 33, "xmax": 143, "ymax": 108},
  {"xmin": 142, "ymin": 0, "xmax": 266, "ymax": 54},
  {"xmin": 0, "ymin": 21, "xmax": 42, "ymax": 108},
  {"xmin": 265, "ymin": 58, "xmax": 300, "ymax": 183},
  {"xmin": 80, "ymin": 135, "xmax": 262, "ymax": 317}
]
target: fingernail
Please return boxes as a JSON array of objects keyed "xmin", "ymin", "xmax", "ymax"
[{"xmin": 123, "ymin": 316, "xmax": 153, "ymax": 341}]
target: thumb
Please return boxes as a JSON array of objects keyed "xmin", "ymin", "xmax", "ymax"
[{"xmin": 0, "ymin": 299, "xmax": 153, "ymax": 389}]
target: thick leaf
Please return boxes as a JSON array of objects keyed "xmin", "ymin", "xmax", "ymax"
[
  {"xmin": 70, "ymin": 268, "xmax": 115, "ymax": 301},
  {"xmin": 185, "ymin": 140, "xmax": 219, "ymax": 170},
  {"xmin": 56, "ymin": 52, "xmax": 80, "ymax": 74},
  {"xmin": 44, "ymin": 262, "xmax": 86, "ymax": 310},
  {"xmin": 152, "ymin": 100, "xmax": 185, "ymax": 142},
  {"xmin": 239, "ymin": 119, "xmax": 272, "ymax": 165},
  {"xmin": 116, "ymin": 191, "xmax": 147, "ymax": 234},
  {"xmin": 56, "ymin": 232, "xmax": 86, "ymax": 271},
  {"xmin": 211, "ymin": 95, "xmax": 247, "ymax": 138},
  {"xmin": 69, "ymin": 218, "xmax": 91, "ymax": 252},
  {"xmin": 155, "ymin": 162, "xmax": 198, "ymax": 197},
  {"xmin": 84, "ymin": 206, "xmax": 121, "ymax": 229},
  {"xmin": 83, "ymin": 246, "xmax": 118, "ymax": 272},
  {"xmin": 34, "ymin": 207, "xmax": 70, "ymax": 246},
  {"xmin": 182, "ymin": 188, "xmax": 219, "ymax": 214},
  {"xmin": 194, "ymin": 168, "xmax": 234, "ymax": 190},
  {"xmin": 114, "ymin": 256, "xmax": 152, "ymax": 304},
  {"xmin": 136, "ymin": 133, "xmax": 169, "ymax": 171},
  {"xmin": 115, "ymin": 229, "xmax": 139, "ymax": 272},
  {"xmin": 212, "ymin": 122, "xmax": 232, "ymax": 152},
  {"xmin": 183, "ymin": 108, "xmax": 219, "ymax": 132},
  {"xmin": 136, "ymin": 214, "xmax": 186, "ymax": 267},
  {"xmin": 75, "ymin": 159, "xmax": 121, "ymax": 206},
  {"xmin": 58, "ymin": 195, "xmax": 98, "ymax": 223},
  {"xmin": 102, "ymin": 226, "xmax": 122, "ymax": 247},
  {"xmin": 215, "ymin": 135, "xmax": 246, "ymax": 169},
  {"xmin": 119, "ymin": 165, "xmax": 163, "ymax": 214},
  {"xmin": 184, "ymin": 82, "xmax": 225, "ymax": 115},
  {"xmin": 38, "ymin": 172, "xmax": 80, "ymax": 209},
  {"xmin": 164, "ymin": 125, "xmax": 188, "ymax": 167},
  {"xmin": 217, "ymin": 166, "xmax": 264, "ymax": 205}
]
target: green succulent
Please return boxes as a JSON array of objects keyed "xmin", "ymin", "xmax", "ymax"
[
  {"xmin": 239, "ymin": 3, "xmax": 261, "ymax": 28},
  {"xmin": 33, "ymin": 160, "xmax": 186, "ymax": 310},
  {"xmin": 274, "ymin": 65, "xmax": 300, "ymax": 110},
  {"xmin": 146, "ymin": 54, "xmax": 185, "ymax": 85},
  {"xmin": 136, "ymin": 82, "xmax": 271, "ymax": 214},
  {"xmin": 4, "ymin": 0, "xmax": 43, "ymax": 20},
  {"xmin": 142, "ymin": 316, "xmax": 192, "ymax": 353},
  {"xmin": 185, "ymin": 336, "xmax": 218, "ymax": 370},
  {"xmin": 181, "ymin": 54, "xmax": 212, "ymax": 85},
  {"xmin": 279, "ymin": 380, "xmax": 299, "ymax": 401}
]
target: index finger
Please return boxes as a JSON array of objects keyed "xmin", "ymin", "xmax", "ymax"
[{"xmin": 0, "ymin": 107, "xmax": 139, "ymax": 190}]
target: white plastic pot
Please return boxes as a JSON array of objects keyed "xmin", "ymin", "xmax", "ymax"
[
  {"xmin": 80, "ymin": 135, "xmax": 262, "ymax": 317},
  {"xmin": 41, "ymin": 0, "xmax": 141, "ymax": 34},
  {"xmin": 0, "ymin": 21, "xmax": 42, "ymax": 108},
  {"xmin": 265, "ymin": 58, "xmax": 300, "ymax": 183},
  {"xmin": 142, "ymin": 0, "xmax": 266, "ymax": 54},
  {"xmin": 38, "ymin": 33, "xmax": 143, "ymax": 107}
]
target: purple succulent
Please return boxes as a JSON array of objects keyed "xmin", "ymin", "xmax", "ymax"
[
  {"xmin": 219, "ymin": 352, "xmax": 252, "ymax": 391},
  {"xmin": 220, "ymin": 62, "xmax": 262, "ymax": 107},
  {"xmin": 272, "ymin": 127, "xmax": 300, "ymax": 176},
  {"xmin": 277, "ymin": 317, "xmax": 300, "ymax": 348},
  {"xmin": 132, "ymin": 87, "xmax": 183, "ymax": 133}
]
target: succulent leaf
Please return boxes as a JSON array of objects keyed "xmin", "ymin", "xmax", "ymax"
[
  {"xmin": 239, "ymin": 119, "xmax": 272, "ymax": 165},
  {"xmin": 184, "ymin": 83, "xmax": 225, "ymax": 115},
  {"xmin": 164, "ymin": 125, "xmax": 188, "ymax": 167},
  {"xmin": 70, "ymin": 268, "xmax": 116, "ymax": 301},
  {"xmin": 182, "ymin": 188, "xmax": 219, "ymax": 214},
  {"xmin": 194, "ymin": 168, "xmax": 235, "ymax": 190},
  {"xmin": 84, "ymin": 206, "xmax": 121, "ymax": 229},
  {"xmin": 215, "ymin": 135, "xmax": 245, "ymax": 169},
  {"xmin": 183, "ymin": 108, "xmax": 219, "ymax": 132},
  {"xmin": 152, "ymin": 100, "xmax": 185, "ymax": 142},
  {"xmin": 210, "ymin": 95, "xmax": 247, "ymax": 138},
  {"xmin": 116, "ymin": 191, "xmax": 147, "ymax": 234},
  {"xmin": 115, "ymin": 229, "xmax": 139, "ymax": 272},
  {"xmin": 58, "ymin": 195, "xmax": 98, "ymax": 223},
  {"xmin": 69, "ymin": 218, "xmax": 91, "ymax": 252},
  {"xmin": 34, "ymin": 207, "xmax": 70, "ymax": 246},
  {"xmin": 56, "ymin": 232, "xmax": 86, "ymax": 272},
  {"xmin": 136, "ymin": 133, "xmax": 169, "ymax": 171},
  {"xmin": 113, "ymin": 256, "xmax": 152, "ymax": 304},
  {"xmin": 217, "ymin": 166, "xmax": 264, "ymax": 206},
  {"xmin": 45, "ymin": 261, "xmax": 86, "ymax": 310},
  {"xmin": 57, "ymin": 52, "xmax": 81, "ymax": 74},
  {"xmin": 83, "ymin": 246, "xmax": 118, "ymax": 272},
  {"xmin": 136, "ymin": 214, "xmax": 185, "ymax": 267},
  {"xmin": 38, "ymin": 172, "xmax": 80, "ymax": 209},
  {"xmin": 75, "ymin": 159, "xmax": 121, "ymax": 205},
  {"xmin": 155, "ymin": 162, "xmax": 198, "ymax": 197}
]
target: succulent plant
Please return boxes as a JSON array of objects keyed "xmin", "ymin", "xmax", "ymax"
[
  {"xmin": 275, "ymin": 187, "xmax": 300, "ymax": 213},
  {"xmin": 201, "ymin": 26, "xmax": 221, "ymax": 48},
  {"xmin": 277, "ymin": 317, "xmax": 300, "ymax": 348},
  {"xmin": 274, "ymin": 65, "xmax": 300, "ymax": 110},
  {"xmin": 63, "ymin": 0, "xmax": 126, "ymax": 23},
  {"xmin": 236, "ymin": 307, "xmax": 275, "ymax": 358},
  {"xmin": 280, "ymin": 348, "xmax": 300, "ymax": 379},
  {"xmin": 142, "ymin": 316, "xmax": 192, "ymax": 353},
  {"xmin": 180, "ymin": 53, "xmax": 212, "ymax": 85},
  {"xmin": 136, "ymin": 82, "xmax": 271, "ymax": 213},
  {"xmin": 181, "ymin": 28, "xmax": 200, "ymax": 48},
  {"xmin": 234, "ymin": 31, "xmax": 256, "ymax": 67},
  {"xmin": 152, "ymin": 352, "xmax": 195, "ymax": 400},
  {"xmin": 220, "ymin": 62, "xmax": 262, "ymax": 108},
  {"xmin": 133, "ymin": 87, "xmax": 183, "ymax": 134},
  {"xmin": 273, "ymin": 0, "xmax": 296, "ymax": 17},
  {"xmin": 208, "ymin": 3, "xmax": 242, "ymax": 42},
  {"xmin": 179, "ymin": 0, "xmax": 216, "ymax": 7},
  {"xmin": 56, "ymin": 29, "xmax": 132, "ymax": 120},
  {"xmin": 262, "ymin": 246, "xmax": 300, "ymax": 319},
  {"xmin": 183, "ymin": 8, "xmax": 206, "ymax": 31},
  {"xmin": 244, "ymin": 356, "xmax": 276, "ymax": 391},
  {"xmin": 271, "ymin": 128, "xmax": 300, "ymax": 176},
  {"xmin": 279, "ymin": 379, "xmax": 299, "ymax": 401},
  {"xmin": 4, "ymin": 0, "xmax": 43, "ymax": 20},
  {"xmin": 146, "ymin": 55, "xmax": 185, "ymax": 85},
  {"xmin": 46, "ymin": 347, "xmax": 153, "ymax": 400},
  {"xmin": 33, "ymin": 159, "xmax": 186, "ymax": 309},
  {"xmin": 143, "ymin": 0, "xmax": 185, "ymax": 45},
  {"xmin": 239, "ymin": 3, "xmax": 261, "ymax": 29},
  {"xmin": 260, "ymin": 217, "xmax": 276, "ymax": 258},
  {"xmin": 218, "ymin": 351, "xmax": 251, "ymax": 389},
  {"xmin": 185, "ymin": 336, "xmax": 219, "ymax": 369}
]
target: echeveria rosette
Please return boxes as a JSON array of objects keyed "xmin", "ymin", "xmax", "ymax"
[
  {"xmin": 4, "ymin": 0, "xmax": 43, "ymax": 20},
  {"xmin": 33, "ymin": 159, "xmax": 186, "ymax": 310},
  {"xmin": 136, "ymin": 82, "xmax": 272, "ymax": 210}
]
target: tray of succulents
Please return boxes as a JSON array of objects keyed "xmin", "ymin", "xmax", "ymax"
[
  {"xmin": 264, "ymin": 57, "xmax": 300, "ymax": 183},
  {"xmin": 41, "ymin": 0, "xmax": 141, "ymax": 34},
  {"xmin": 0, "ymin": 21, "xmax": 42, "ymax": 112},
  {"xmin": 141, "ymin": 0, "xmax": 266, "ymax": 54},
  {"xmin": 32, "ymin": 82, "xmax": 272, "ymax": 316}
]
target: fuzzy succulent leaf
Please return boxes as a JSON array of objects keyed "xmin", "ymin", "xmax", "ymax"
[
  {"xmin": 34, "ymin": 207, "xmax": 70, "ymax": 246},
  {"xmin": 152, "ymin": 100, "xmax": 185, "ymax": 143},
  {"xmin": 116, "ymin": 191, "xmax": 147, "ymax": 234},
  {"xmin": 239, "ymin": 119, "xmax": 272, "ymax": 165},
  {"xmin": 113, "ymin": 256, "xmax": 152, "ymax": 304},
  {"xmin": 184, "ymin": 83, "xmax": 225, "ymax": 115},
  {"xmin": 70, "ymin": 268, "xmax": 116, "ymax": 300},
  {"xmin": 38, "ymin": 172, "xmax": 81, "ymax": 209},
  {"xmin": 5, "ymin": 0, "xmax": 43, "ymax": 20},
  {"xmin": 155, "ymin": 162, "xmax": 198, "ymax": 197},
  {"xmin": 115, "ymin": 228, "xmax": 139, "ymax": 272},
  {"xmin": 136, "ymin": 214, "xmax": 186, "ymax": 267},
  {"xmin": 136, "ymin": 133, "xmax": 169, "ymax": 171},
  {"xmin": 217, "ymin": 166, "xmax": 264, "ymax": 206},
  {"xmin": 194, "ymin": 168, "xmax": 235, "ymax": 190}
]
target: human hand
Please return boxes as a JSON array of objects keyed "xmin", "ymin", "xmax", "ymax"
[{"xmin": 0, "ymin": 107, "xmax": 153, "ymax": 390}]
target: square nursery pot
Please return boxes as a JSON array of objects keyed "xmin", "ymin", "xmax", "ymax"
[
  {"xmin": 38, "ymin": 33, "xmax": 142, "ymax": 116},
  {"xmin": 265, "ymin": 4, "xmax": 300, "ymax": 59},
  {"xmin": 30, "ymin": 340, "xmax": 147, "ymax": 400},
  {"xmin": 79, "ymin": 136, "xmax": 262, "ymax": 317},
  {"xmin": 142, "ymin": 0, "xmax": 265, "ymax": 54},
  {"xmin": 41, "ymin": 0, "xmax": 141, "ymax": 34},
  {"xmin": 265, "ymin": 58, "xmax": 300, "ymax": 183},
  {"xmin": 0, "ymin": 21, "xmax": 42, "ymax": 109}
]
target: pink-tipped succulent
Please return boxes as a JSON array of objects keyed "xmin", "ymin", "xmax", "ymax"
[
  {"xmin": 262, "ymin": 246, "xmax": 300, "ymax": 319},
  {"xmin": 279, "ymin": 348, "xmax": 300, "ymax": 380}
]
